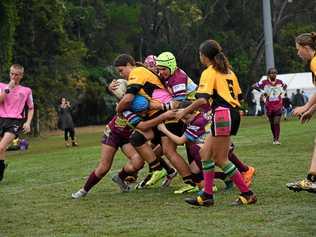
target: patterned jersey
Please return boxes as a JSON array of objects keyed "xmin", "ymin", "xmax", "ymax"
[
  {"xmin": 106, "ymin": 111, "xmax": 143, "ymax": 139},
  {"xmin": 165, "ymin": 68, "xmax": 188, "ymax": 101},
  {"xmin": 255, "ymin": 79, "xmax": 286, "ymax": 112},
  {"xmin": 310, "ymin": 55, "xmax": 316, "ymax": 86},
  {"xmin": 127, "ymin": 66, "xmax": 164, "ymax": 116},
  {"xmin": 184, "ymin": 112, "xmax": 211, "ymax": 144},
  {"xmin": 196, "ymin": 65, "xmax": 242, "ymax": 109},
  {"xmin": 0, "ymin": 83, "xmax": 34, "ymax": 119}
]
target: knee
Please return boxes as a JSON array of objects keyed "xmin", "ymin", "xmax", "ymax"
[{"xmin": 130, "ymin": 131, "xmax": 147, "ymax": 147}]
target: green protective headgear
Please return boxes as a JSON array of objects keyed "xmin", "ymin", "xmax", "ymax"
[{"xmin": 156, "ymin": 52, "xmax": 177, "ymax": 75}]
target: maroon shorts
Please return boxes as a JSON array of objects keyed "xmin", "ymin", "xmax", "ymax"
[
  {"xmin": 266, "ymin": 108, "xmax": 282, "ymax": 117},
  {"xmin": 101, "ymin": 127, "xmax": 129, "ymax": 149}
]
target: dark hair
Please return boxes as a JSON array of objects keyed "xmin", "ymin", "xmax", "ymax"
[
  {"xmin": 199, "ymin": 39, "xmax": 231, "ymax": 74},
  {"xmin": 113, "ymin": 54, "xmax": 136, "ymax": 67},
  {"xmin": 295, "ymin": 32, "xmax": 316, "ymax": 50},
  {"xmin": 267, "ymin": 67, "xmax": 278, "ymax": 75}
]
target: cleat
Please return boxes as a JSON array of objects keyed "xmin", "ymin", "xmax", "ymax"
[
  {"xmin": 286, "ymin": 179, "xmax": 316, "ymax": 193},
  {"xmin": 72, "ymin": 141, "xmax": 79, "ymax": 147},
  {"xmin": 161, "ymin": 169, "xmax": 177, "ymax": 187},
  {"xmin": 65, "ymin": 142, "xmax": 71, "ymax": 147},
  {"xmin": 145, "ymin": 169, "xmax": 167, "ymax": 186},
  {"xmin": 135, "ymin": 172, "xmax": 152, "ymax": 189},
  {"xmin": 273, "ymin": 140, "xmax": 281, "ymax": 145},
  {"xmin": 242, "ymin": 166, "xmax": 256, "ymax": 187},
  {"xmin": 112, "ymin": 174, "xmax": 131, "ymax": 192},
  {"xmin": 0, "ymin": 163, "xmax": 7, "ymax": 182},
  {"xmin": 174, "ymin": 184, "xmax": 199, "ymax": 194},
  {"xmin": 232, "ymin": 193, "xmax": 257, "ymax": 206},
  {"xmin": 184, "ymin": 192, "xmax": 214, "ymax": 207},
  {"xmin": 71, "ymin": 188, "xmax": 87, "ymax": 199}
]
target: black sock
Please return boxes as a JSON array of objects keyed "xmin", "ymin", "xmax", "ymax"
[
  {"xmin": 183, "ymin": 175, "xmax": 195, "ymax": 187},
  {"xmin": 159, "ymin": 158, "xmax": 175, "ymax": 175},
  {"xmin": 307, "ymin": 173, "xmax": 316, "ymax": 182}
]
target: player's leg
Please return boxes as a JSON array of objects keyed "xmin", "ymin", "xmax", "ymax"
[{"xmin": 0, "ymin": 132, "xmax": 16, "ymax": 181}]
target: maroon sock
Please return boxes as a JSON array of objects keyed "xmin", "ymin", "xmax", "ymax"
[
  {"xmin": 229, "ymin": 152, "xmax": 248, "ymax": 173},
  {"xmin": 83, "ymin": 171, "xmax": 102, "ymax": 192},
  {"xmin": 274, "ymin": 123, "xmax": 280, "ymax": 140},
  {"xmin": 214, "ymin": 171, "xmax": 226, "ymax": 180}
]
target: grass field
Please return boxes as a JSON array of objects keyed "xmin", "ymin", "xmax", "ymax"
[{"xmin": 1, "ymin": 117, "xmax": 316, "ymax": 237}]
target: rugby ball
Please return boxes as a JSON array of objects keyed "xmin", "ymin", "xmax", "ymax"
[{"xmin": 112, "ymin": 79, "xmax": 128, "ymax": 99}]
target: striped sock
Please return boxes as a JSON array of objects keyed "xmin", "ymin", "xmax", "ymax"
[
  {"xmin": 202, "ymin": 160, "xmax": 215, "ymax": 195},
  {"xmin": 222, "ymin": 162, "xmax": 249, "ymax": 193}
]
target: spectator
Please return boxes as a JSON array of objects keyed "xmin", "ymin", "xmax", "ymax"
[
  {"xmin": 292, "ymin": 89, "xmax": 305, "ymax": 107},
  {"xmin": 246, "ymin": 88, "xmax": 257, "ymax": 116},
  {"xmin": 58, "ymin": 97, "xmax": 78, "ymax": 147},
  {"xmin": 259, "ymin": 93, "xmax": 266, "ymax": 116},
  {"xmin": 282, "ymin": 93, "xmax": 292, "ymax": 120},
  {"xmin": 302, "ymin": 90, "xmax": 309, "ymax": 104}
]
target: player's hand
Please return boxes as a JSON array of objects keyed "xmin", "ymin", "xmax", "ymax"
[
  {"xmin": 150, "ymin": 100, "xmax": 163, "ymax": 110},
  {"xmin": 8, "ymin": 80, "xmax": 15, "ymax": 89},
  {"xmin": 157, "ymin": 123, "xmax": 167, "ymax": 131},
  {"xmin": 175, "ymin": 109, "xmax": 186, "ymax": 120},
  {"xmin": 22, "ymin": 122, "xmax": 31, "ymax": 133},
  {"xmin": 293, "ymin": 105, "xmax": 309, "ymax": 117},
  {"xmin": 108, "ymin": 80, "xmax": 120, "ymax": 92},
  {"xmin": 162, "ymin": 110, "xmax": 177, "ymax": 120},
  {"xmin": 300, "ymin": 105, "xmax": 316, "ymax": 124}
]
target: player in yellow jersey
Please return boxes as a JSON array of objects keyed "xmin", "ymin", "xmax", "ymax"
[
  {"xmin": 287, "ymin": 32, "xmax": 316, "ymax": 193},
  {"xmin": 113, "ymin": 54, "xmax": 178, "ymax": 188},
  {"xmin": 176, "ymin": 39, "xmax": 257, "ymax": 206}
]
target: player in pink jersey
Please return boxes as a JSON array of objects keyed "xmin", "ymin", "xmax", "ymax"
[
  {"xmin": 0, "ymin": 64, "xmax": 34, "ymax": 182},
  {"xmin": 253, "ymin": 68, "xmax": 287, "ymax": 145}
]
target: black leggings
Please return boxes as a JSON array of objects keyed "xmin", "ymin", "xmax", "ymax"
[{"xmin": 64, "ymin": 128, "xmax": 75, "ymax": 141}]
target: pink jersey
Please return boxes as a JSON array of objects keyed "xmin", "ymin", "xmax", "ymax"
[
  {"xmin": 0, "ymin": 82, "xmax": 34, "ymax": 119},
  {"xmin": 255, "ymin": 79, "xmax": 286, "ymax": 112}
]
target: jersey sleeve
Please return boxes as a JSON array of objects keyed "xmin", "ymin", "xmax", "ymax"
[
  {"xmin": 26, "ymin": 88, "xmax": 34, "ymax": 109},
  {"xmin": 196, "ymin": 70, "xmax": 215, "ymax": 100}
]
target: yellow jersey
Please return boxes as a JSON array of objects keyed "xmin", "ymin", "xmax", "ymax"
[
  {"xmin": 196, "ymin": 65, "xmax": 241, "ymax": 108},
  {"xmin": 310, "ymin": 55, "xmax": 316, "ymax": 86},
  {"xmin": 127, "ymin": 66, "xmax": 165, "ymax": 116}
]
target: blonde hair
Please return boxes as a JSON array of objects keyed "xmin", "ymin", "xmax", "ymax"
[{"xmin": 10, "ymin": 64, "xmax": 24, "ymax": 74}]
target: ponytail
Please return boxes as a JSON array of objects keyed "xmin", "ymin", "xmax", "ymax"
[{"xmin": 213, "ymin": 52, "xmax": 232, "ymax": 74}]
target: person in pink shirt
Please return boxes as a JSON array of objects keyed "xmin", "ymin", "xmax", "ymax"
[
  {"xmin": 253, "ymin": 68, "xmax": 287, "ymax": 144},
  {"xmin": 0, "ymin": 64, "xmax": 34, "ymax": 182}
]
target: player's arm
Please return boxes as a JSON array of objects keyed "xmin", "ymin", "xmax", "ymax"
[
  {"xmin": 176, "ymin": 97, "xmax": 208, "ymax": 120},
  {"xmin": 135, "ymin": 110, "xmax": 177, "ymax": 131},
  {"xmin": 157, "ymin": 123, "xmax": 187, "ymax": 145}
]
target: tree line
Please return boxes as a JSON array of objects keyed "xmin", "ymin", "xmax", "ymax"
[{"xmin": 0, "ymin": 0, "xmax": 315, "ymax": 133}]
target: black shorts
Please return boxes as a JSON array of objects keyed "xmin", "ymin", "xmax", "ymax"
[
  {"xmin": 0, "ymin": 118, "xmax": 23, "ymax": 137},
  {"xmin": 159, "ymin": 120, "xmax": 186, "ymax": 137}
]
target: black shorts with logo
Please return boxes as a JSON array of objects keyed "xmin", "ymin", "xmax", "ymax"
[{"xmin": 0, "ymin": 118, "xmax": 24, "ymax": 137}]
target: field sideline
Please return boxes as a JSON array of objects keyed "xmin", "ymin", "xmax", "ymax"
[{"xmin": 1, "ymin": 116, "xmax": 316, "ymax": 237}]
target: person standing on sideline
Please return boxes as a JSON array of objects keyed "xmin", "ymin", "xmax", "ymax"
[
  {"xmin": 252, "ymin": 68, "xmax": 287, "ymax": 144},
  {"xmin": 282, "ymin": 93, "xmax": 292, "ymax": 120},
  {"xmin": 0, "ymin": 64, "xmax": 34, "ymax": 182},
  {"xmin": 287, "ymin": 32, "xmax": 316, "ymax": 193},
  {"xmin": 292, "ymin": 89, "xmax": 305, "ymax": 108},
  {"xmin": 58, "ymin": 97, "xmax": 78, "ymax": 147}
]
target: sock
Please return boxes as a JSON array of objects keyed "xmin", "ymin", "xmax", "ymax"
[
  {"xmin": 192, "ymin": 172, "xmax": 204, "ymax": 183},
  {"xmin": 274, "ymin": 123, "xmax": 280, "ymax": 140},
  {"xmin": 0, "ymin": 160, "xmax": 4, "ymax": 165},
  {"xmin": 118, "ymin": 168, "xmax": 130, "ymax": 181},
  {"xmin": 183, "ymin": 175, "xmax": 195, "ymax": 187},
  {"xmin": 159, "ymin": 158, "xmax": 174, "ymax": 175},
  {"xmin": 307, "ymin": 173, "xmax": 316, "ymax": 182},
  {"xmin": 269, "ymin": 121, "xmax": 275, "ymax": 140},
  {"xmin": 149, "ymin": 159, "xmax": 162, "ymax": 171},
  {"xmin": 223, "ymin": 162, "xmax": 249, "ymax": 193},
  {"xmin": 83, "ymin": 171, "xmax": 102, "ymax": 192},
  {"xmin": 229, "ymin": 151, "xmax": 248, "ymax": 173},
  {"xmin": 214, "ymin": 171, "xmax": 226, "ymax": 180},
  {"xmin": 202, "ymin": 160, "xmax": 215, "ymax": 195}
]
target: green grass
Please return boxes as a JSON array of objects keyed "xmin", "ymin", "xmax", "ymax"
[{"xmin": 1, "ymin": 117, "xmax": 316, "ymax": 237}]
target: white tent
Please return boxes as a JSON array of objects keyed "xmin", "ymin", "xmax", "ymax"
[{"xmin": 253, "ymin": 72, "xmax": 316, "ymax": 113}]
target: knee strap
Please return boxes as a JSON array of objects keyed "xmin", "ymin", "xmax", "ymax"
[{"xmin": 130, "ymin": 131, "xmax": 147, "ymax": 147}]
